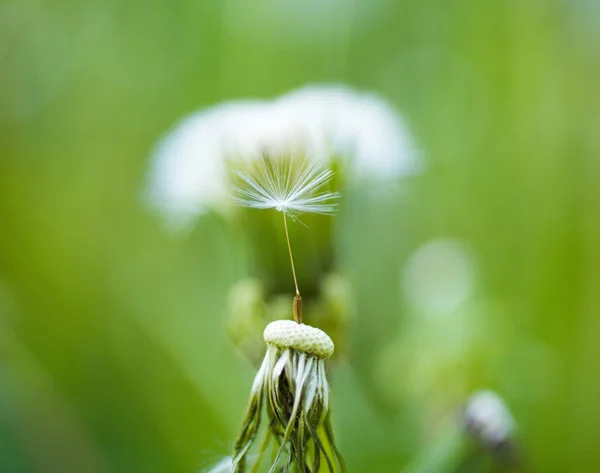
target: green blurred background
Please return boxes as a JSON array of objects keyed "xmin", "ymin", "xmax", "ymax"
[{"xmin": 1, "ymin": 0, "xmax": 600, "ymax": 472}]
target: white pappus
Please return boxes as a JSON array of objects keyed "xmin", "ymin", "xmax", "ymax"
[{"xmin": 233, "ymin": 156, "xmax": 340, "ymax": 220}]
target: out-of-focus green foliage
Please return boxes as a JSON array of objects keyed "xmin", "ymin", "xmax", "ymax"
[{"xmin": 1, "ymin": 0, "xmax": 600, "ymax": 472}]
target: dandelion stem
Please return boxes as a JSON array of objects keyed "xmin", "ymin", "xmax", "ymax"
[{"xmin": 282, "ymin": 213, "xmax": 302, "ymax": 323}]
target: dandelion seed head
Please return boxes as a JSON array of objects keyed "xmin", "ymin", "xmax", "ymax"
[
  {"xmin": 231, "ymin": 320, "xmax": 344, "ymax": 472},
  {"xmin": 463, "ymin": 390, "xmax": 515, "ymax": 447},
  {"xmin": 233, "ymin": 156, "xmax": 340, "ymax": 218},
  {"xmin": 145, "ymin": 84, "xmax": 418, "ymax": 229}
]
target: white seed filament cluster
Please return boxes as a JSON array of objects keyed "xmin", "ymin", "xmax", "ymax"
[{"xmin": 264, "ymin": 320, "xmax": 334, "ymax": 359}]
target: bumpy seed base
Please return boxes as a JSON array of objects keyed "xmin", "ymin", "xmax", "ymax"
[{"xmin": 264, "ymin": 320, "xmax": 334, "ymax": 359}]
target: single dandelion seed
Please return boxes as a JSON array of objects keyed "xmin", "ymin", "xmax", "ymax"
[
  {"xmin": 233, "ymin": 155, "xmax": 339, "ymax": 324},
  {"xmin": 233, "ymin": 156, "xmax": 339, "ymax": 218}
]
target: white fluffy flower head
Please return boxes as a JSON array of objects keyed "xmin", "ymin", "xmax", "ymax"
[
  {"xmin": 145, "ymin": 84, "xmax": 419, "ymax": 229},
  {"xmin": 233, "ymin": 156, "xmax": 339, "ymax": 220},
  {"xmin": 463, "ymin": 390, "xmax": 515, "ymax": 447}
]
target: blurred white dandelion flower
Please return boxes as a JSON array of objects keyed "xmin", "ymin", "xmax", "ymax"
[
  {"xmin": 276, "ymin": 85, "xmax": 420, "ymax": 180},
  {"xmin": 145, "ymin": 84, "xmax": 419, "ymax": 229},
  {"xmin": 233, "ymin": 156, "xmax": 339, "ymax": 219},
  {"xmin": 463, "ymin": 390, "xmax": 515, "ymax": 448}
]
